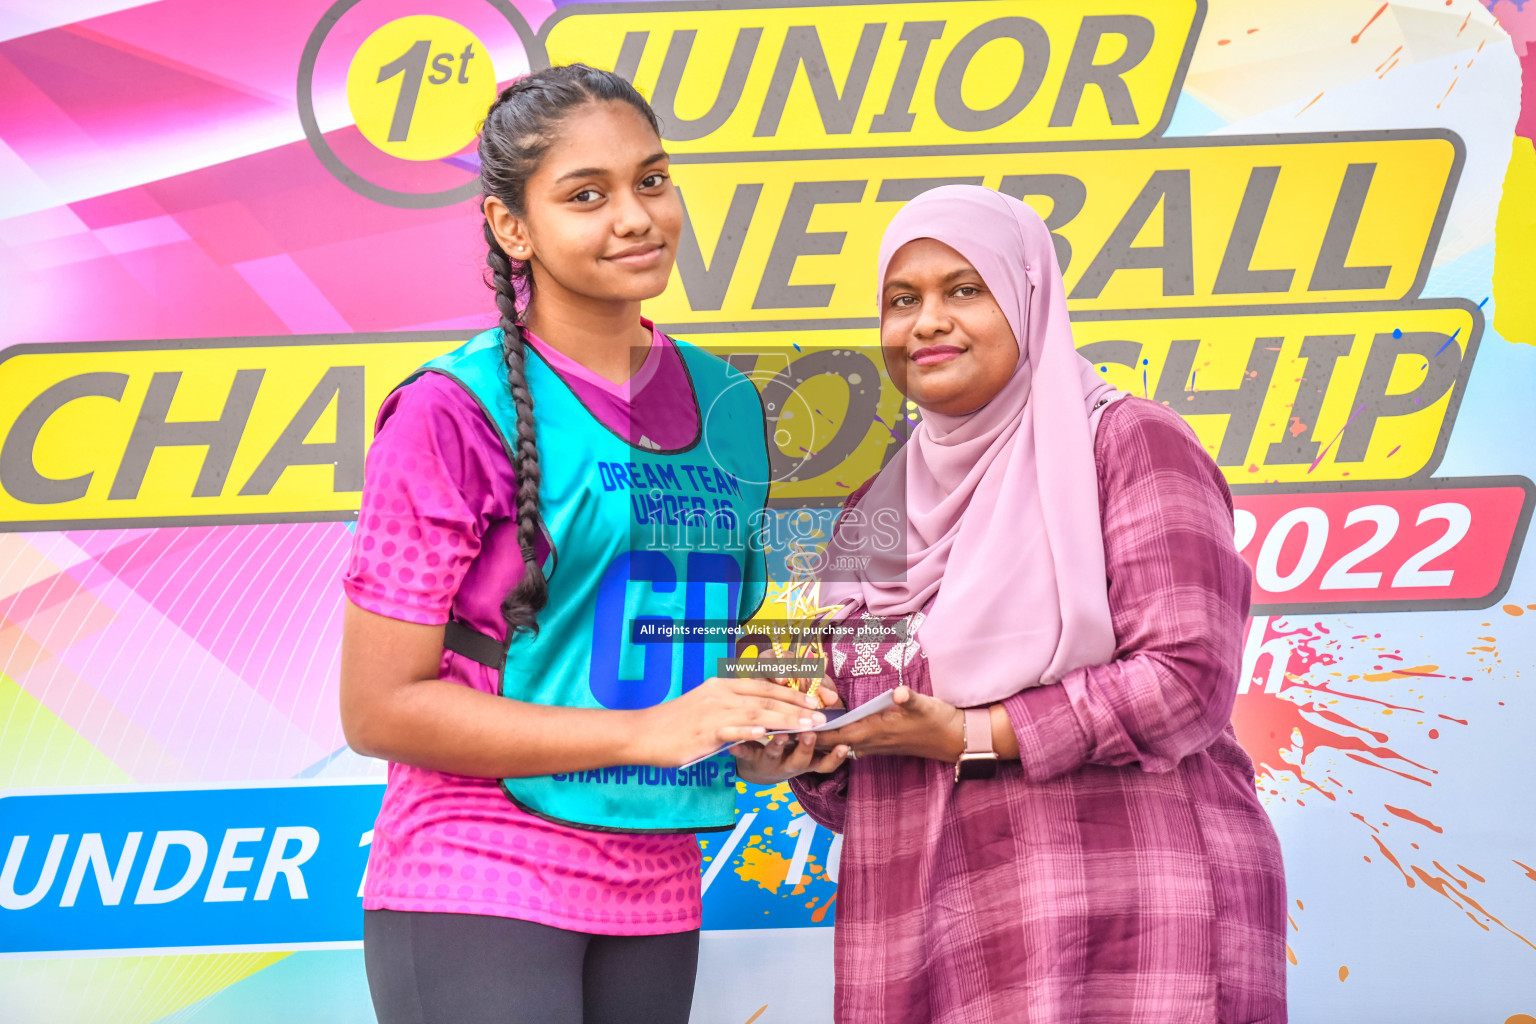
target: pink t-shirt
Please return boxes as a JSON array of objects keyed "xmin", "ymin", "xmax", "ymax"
[{"xmin": 344, "ymin": 320, "xmax": 708, "ymax": 935}]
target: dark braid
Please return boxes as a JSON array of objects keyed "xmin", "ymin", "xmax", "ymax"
[
  {"xmin": 476, "ymin": 64, "xmax": 662, "ymax": 637},
  {"xmin": 481, "ymin": 218, "xmax": 547, "ymax": 636}
]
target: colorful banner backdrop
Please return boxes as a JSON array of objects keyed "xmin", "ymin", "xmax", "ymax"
[{"xmin": 1, "ymin": 1, "xmax": 1534, "ymax": 1021}]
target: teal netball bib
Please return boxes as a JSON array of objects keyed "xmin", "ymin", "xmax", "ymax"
[{"xmin": 405, "ymin": 327, "xmax": 769, "ymax": 833}]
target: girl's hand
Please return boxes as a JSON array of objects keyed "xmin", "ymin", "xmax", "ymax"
[
  {"xmin": 734, "ymin": 731, "xmax": 851, "ymax": 784},
  {"xmin": 636, "ymin": 677, "xmax": 825, "ymax": 767},
  {"xmin": 813, "ymin": 685, "xmax": 964, "ymax": 762}
]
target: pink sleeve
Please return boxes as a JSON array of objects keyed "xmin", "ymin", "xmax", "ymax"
[
  {"xmin": 787, "ymin": 476, "xmax": 880, "ymax": 833},
  {"xmin": 1003, "ymin": 400, "xmax": 1254, "ymax": 782},
  {"xmin": 342, "ymin": 374, "xmax": 514, "ymax": 626},
  {"xmin": 790, "ymin": 769, "xmax": 848, "ymax": 833}
]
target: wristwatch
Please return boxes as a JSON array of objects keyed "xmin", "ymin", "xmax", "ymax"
[{"xmin": 954, "ymin": 706, "xmax": 1000, "ymax": 782}]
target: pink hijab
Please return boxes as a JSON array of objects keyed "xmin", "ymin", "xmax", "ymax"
[{"xmin": 818, "ymin": 186, "xmax": 1122, "ymax": 707}]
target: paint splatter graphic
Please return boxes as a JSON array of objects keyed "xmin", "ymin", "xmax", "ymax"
[
  {"xmin": 1233, "ymin": 614, "xmax": 1536, "ymax": 951},
  {"xmin": 1351, "ymin": 3, "xmax": 1389, "ymax": 44}
]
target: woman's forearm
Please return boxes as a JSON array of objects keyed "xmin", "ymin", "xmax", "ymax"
[
  {"xmin": 928, "ymin": 703, "xmax": 1022, "ymax": 761},
  {"xmin": 907, "ymin": 701, "xmax": 1025, "ymax": 762},
  {"xmin": 818, "ymin": 690, "xmax": 1023, "ymax": 763},
  {"xmin": 989, "ymin": 703, "xmax": 1021, "ymax": 760}
]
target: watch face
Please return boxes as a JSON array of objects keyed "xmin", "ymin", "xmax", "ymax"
[{"xmin": 956, "ymin": 755, "xmax": 1000, "ymax": 781}]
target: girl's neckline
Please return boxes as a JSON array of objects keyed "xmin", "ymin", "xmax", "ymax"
[
  {"xmin": 518, "ymin": 328, "xmax": 705, "ymax": 456},
  {"xmin": 521, "ymin": 318, "xmax": 665, "ymax": 400}
]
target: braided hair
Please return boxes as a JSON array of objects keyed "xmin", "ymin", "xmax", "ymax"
[{"xmin": 477, "ymin": 64, "xmax": 663, "ymax": 637}]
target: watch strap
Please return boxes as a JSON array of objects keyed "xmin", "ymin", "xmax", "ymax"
[
  {"xmin": 963, "ymin": 707, "xmax": 994, "ymax": 756},
  {"xmin": 955, "ymin": 706, "xmax": 1000, "ymax": 781}
]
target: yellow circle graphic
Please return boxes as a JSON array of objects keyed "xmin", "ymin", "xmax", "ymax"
[{"xmin": 346, "ymin": 15, "xmax": 496, "ymax": 161}]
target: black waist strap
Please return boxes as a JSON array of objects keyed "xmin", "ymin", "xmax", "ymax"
[{"xmin": 443, "ymin": 619, "xmax": 506, "ymax": 669}]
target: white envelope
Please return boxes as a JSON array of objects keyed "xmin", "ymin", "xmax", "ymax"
[{"xmin": 680, "ymin": 689, "xmax": 897, "ymax": 768}]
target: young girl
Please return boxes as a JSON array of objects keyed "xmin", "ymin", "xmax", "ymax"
[
  {"xmin": 739, "ymin": 186, "xmax": 1286, "ymax": 1024},
  {"xmin": 339, "ymin": 65, "xmax": 824, "ymax": 1024}
]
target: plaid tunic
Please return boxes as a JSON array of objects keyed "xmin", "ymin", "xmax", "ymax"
[{"xmin": 793, "ymin": 398, "xmax": 1287, "ymax": 1024}]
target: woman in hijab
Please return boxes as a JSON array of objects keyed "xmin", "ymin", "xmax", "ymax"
[{"xmin": 733, "ymin": 186, "xmax": 1287, "ymax": 1024}]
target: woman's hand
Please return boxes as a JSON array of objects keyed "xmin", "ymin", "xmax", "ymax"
[
  {"xmin": 733, "ymin": 731, "xmax": 852, "ymax": 784},
  {"xmin": 814, "ymin": 685, "xmax": 965, "ymax": 762},
  {"xmin": 636, "ymin": 677, "xmax": 826, "ymax": 767}
]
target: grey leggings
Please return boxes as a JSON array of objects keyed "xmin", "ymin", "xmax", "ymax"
[{"xmin": 363, "ymin": 909, "xmax": 699, "ymax": 1024}]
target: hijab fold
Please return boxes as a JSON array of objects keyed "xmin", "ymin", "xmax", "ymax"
[{"xmin": 818, "ymin": 186, "xmax": 1121, "ymax": 707}]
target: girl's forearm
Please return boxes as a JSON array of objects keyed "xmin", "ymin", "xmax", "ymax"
[{"xmin": 345, "ymin": 676, "xmax": 655, "ymax": 778}]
